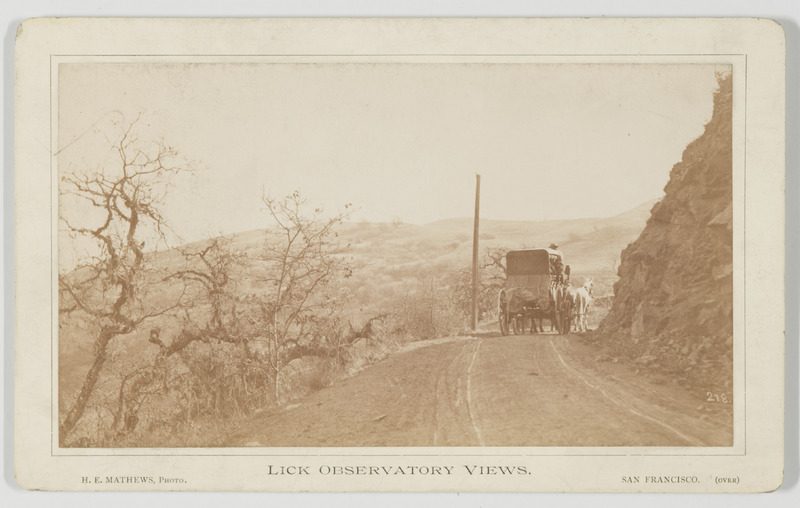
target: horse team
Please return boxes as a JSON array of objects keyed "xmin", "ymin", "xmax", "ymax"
[{"xmin": 518, "ymin": 277, "xmax": 594, "ymax": 334}]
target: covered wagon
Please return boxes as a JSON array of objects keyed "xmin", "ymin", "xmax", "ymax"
[{"xmin": 497, "ymin": 248, "xmax": 569, "ymax": 335}]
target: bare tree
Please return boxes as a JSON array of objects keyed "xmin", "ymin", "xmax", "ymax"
[
  {"xmin": 255, "ymin": 191, "xmax": 353, "ymax": 403},
  {"xmin": 447, "ymin": 267, "xmax": 497, "ymax": 322},
  {"xmin": 165, "ymin": 237, "xmax": 249, "ymax": 347},
  {"xmin": 103, "ymin": 237, "xmax": 252, "ymax": 439},
  {"xmin": 482, "ymin": 247, "xmax": 508, "ymax": 282},
  {"xmin": 58, "ymin": 118, "xmax": 192, "ymax": 443}
]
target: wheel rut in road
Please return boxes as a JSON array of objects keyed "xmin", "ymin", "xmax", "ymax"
[
  {"xmin": 432, "ymin": 339, "xmax": 484, "ymax": 446},
  {"xmin": 547, "ymin": 337, "xmax": 703, "ymax": 446},
  {"xmin": 228, "ymin": 333, "xmax": 732, "ymax": 447},
  {"xmin": 468, "ymin": 334, "xmax": 732, "ymax": 446}
]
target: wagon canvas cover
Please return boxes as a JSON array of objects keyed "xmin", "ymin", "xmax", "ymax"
[{"xmin": 505, "ymin": 249, "xmax": 559, "ymax": 310}]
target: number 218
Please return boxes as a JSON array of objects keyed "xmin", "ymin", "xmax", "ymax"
[{"xmin": 707, "ymin": 392, "xmax": 730, "ymax": 403}]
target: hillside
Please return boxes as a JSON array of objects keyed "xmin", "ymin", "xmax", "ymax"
[
  {"xmin": 321, "ymin": 199, "xmax": 657, "ymax": 317},
  {"xmin": 59, "ymin": 200, "xmax": 655, "ymax": 414},
  {"xmin": 155, "ymin": 200, "xmax": 656, "ymax": 319},
  {"xmin": 594, "ymin": 73, "xmax": 733, "ymax": 392}
]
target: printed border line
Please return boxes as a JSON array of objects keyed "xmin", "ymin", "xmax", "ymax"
[
  {"xmin": 49, "ymin": 53, "xmax": 747, "ymax": 57},
  {"xmin": 743, "ymin": 54, "xmax": 748, "ymax": 456},
  {"xmin": 50, "ymin": 54, "xmax": 745, "ymax": 457},
  {"xmin": 62, "ymin": 453, "xmax": 746, "ymax": 458},
  {"xmin": 50, "ymin": 54, "xmax": 54, "ymax": 456}
]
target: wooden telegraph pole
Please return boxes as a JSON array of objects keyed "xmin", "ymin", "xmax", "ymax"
[{"xmin": 472, "ymin": 174, "xmax": 481, "ymax": 331}]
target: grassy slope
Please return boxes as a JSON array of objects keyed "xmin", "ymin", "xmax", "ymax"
[
  {"xmin": 335, "ymin": 198, "xmax": 656, "ymax": 315},
  {"xmin": 59, "ymin": 199, "xmax": 656, "ymax": 400}
]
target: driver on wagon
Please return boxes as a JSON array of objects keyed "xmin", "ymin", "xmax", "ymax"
[{"xmin": 549, "ymin": 243, "xmax": 565, "ymax": 283}]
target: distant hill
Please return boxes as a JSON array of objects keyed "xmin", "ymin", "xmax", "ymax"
[
  {"xmin": 151, "ymin": 198, "xmax": 657, "ymax": 320},
  {"xmin": 299, "ymin": 199, "xmax": 657, "ymax": 316}
]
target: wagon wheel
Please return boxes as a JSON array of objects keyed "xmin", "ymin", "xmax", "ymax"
[{"xmin": 498, "ymin": 291, "xmax": 509, "ymax": 336}]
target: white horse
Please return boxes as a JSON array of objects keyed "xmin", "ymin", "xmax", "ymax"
[{"xmin": 573, "ymin": 277, "xmax": 593, "ymax": 332}]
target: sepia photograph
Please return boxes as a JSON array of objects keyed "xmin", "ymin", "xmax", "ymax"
[
  {"xmin": 55, "ymin": 61, "xmax": 734, "ymax": 448},
  {"xmin": 13, "ymin": 17, "xmax": 785, "ymax": 493}
]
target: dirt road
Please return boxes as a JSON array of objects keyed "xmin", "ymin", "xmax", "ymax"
[{"xmin": 227, "ymin": 334, "xmax": 732, "ymax": 447}]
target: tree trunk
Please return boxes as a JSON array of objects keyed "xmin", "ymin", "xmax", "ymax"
[
  {"xmin": 274, "ymin": 361, "xmax": 280, "ymax": 405},
  {"xmin": 270, "ymin": 311, "xmax": 281, "ymax": 405},
  {"xmin": 59, "ymin": 330, "xmax": 113, "ymax": 444}
]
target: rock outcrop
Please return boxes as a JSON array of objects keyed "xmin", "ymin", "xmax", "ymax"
[{"xmin": 595, "ymin": 74, "xmax": 732, "ymax": 391}]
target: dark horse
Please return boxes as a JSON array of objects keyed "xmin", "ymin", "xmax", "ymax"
[{"xmin": 522, "ymin": 285, "xmax": 560, "ymax": 333}]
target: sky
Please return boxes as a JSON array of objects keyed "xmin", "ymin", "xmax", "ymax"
[{"xmin": 57, "ymin": 62, "xmax": 726, "ymax": 245}]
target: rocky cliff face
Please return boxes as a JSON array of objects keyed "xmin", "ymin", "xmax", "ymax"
[{"xmin": 595, "ymin": 74, "xmax": 732, "ymax": 391}]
